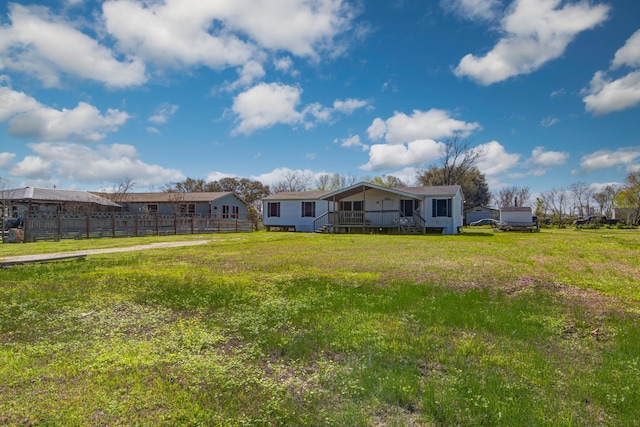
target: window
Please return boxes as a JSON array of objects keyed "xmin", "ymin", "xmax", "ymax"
[
  {"xmin": 340, "ymin": 200, "xmax": 363, "ymax": 211},
  {"xmin": 268, "ymin": 202, "xmax": 280, "ymax": 217},
  {"xmin": 147, "ymin": 204, "xmax": 158, "ymax": 213},
  {"xmin": 301, "ymin": 201, "xmax": 315, "ymax": 217},
  {"xmin": 223, "ymin": 205, "xmax": 239, "ymax": 219},
  {"xmin": 400, "ymin": 199, "xmax": 418, "ymax": 217},
  {"xmin": 180, "ymin": 203, "xmax": 196, "ymax": 215},
  {"xmin": 432, "ymin": 199, "xmax": 452, "ymax": 217}
]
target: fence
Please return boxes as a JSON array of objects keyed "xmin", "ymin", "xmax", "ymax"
[{"xmin": 20, "ymin": 212, "xmax": 253, "ymax": 242}]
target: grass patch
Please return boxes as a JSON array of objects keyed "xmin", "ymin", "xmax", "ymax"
[{"xmin": 1, "ymin": 229, "xmax": 639, "ymax": 425}]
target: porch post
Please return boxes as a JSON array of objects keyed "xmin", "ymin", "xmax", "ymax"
[{"xmin": 362, "ymin": 185, "xmax": 366, "ymax": 227}]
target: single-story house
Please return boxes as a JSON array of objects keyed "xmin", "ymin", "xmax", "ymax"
[
  {"xmin": 1, "ymin": 187, "xmax": 120, "ymax": 218},
  {"xmin": 102, "ymin": 191, "xmax": 249, "ymax": 218},
  {"xmin": 465, "ymin": 206, "xmax": 499, "ymax": 225},
  {"xmin": 262, "ymin": 182, "xmax": 464, "ymax": 234}
]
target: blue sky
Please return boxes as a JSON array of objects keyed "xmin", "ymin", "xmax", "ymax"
[{"xmin": 1, "ymin": 0, "xmax": 639, "ymax": 197}]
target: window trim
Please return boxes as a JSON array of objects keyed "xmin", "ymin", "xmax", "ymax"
[
  {"xmin": 432, "ymin": 198, "xmax": 452, "ymax": 218},
  {"xmin": 301, "ymin": 201, "xmax": 316, "ymax": 217},
  {"xmin": 267, "ymin": 202, "xmax": 281, "ymax": 217}
]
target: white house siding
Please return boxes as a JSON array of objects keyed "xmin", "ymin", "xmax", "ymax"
[
  {"xmin": 424, "ymin": 194, "xmax": 463, "ymax": 235},
  {"xmin": 500, "ymin": 208, "xmax": 533, "ymax": 224},
  {"xmin": 263, "ymin": 199, "xmax": 331, "ymax": 232}
]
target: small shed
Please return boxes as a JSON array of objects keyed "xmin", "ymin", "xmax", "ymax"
[{"xmin": 499, "ymin": 207, "xmax": 538, "ymax": 232}]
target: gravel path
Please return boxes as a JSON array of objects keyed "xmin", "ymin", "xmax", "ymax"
[{"xmin": 0, "ymin": 240, "xmax": 211, "ymax": 266}]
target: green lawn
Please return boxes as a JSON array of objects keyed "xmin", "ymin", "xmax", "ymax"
[{"xmin": 1, "ymin": 229, "xmax": 639, "ymax": 426}]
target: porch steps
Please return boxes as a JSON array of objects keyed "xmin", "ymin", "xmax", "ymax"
[
  {"xmin": 401, "ymin": 225, "xmax": 423, "ymax": 234},
  {"xmin": 315, "ymin": 224, "xmax": 333, "ymax": 233}
]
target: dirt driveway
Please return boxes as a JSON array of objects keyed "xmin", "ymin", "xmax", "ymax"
[{"xmin": 0, "ymin": 240, "xmax": 210, "ymax": 266}]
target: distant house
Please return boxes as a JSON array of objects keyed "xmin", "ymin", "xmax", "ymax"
[
  {"xmin": 465, "ymin": 206, "xmax": 499, "ymax": 225},
  {"xmin": 262, "ymin": 182, "xmax": 464, "ymax": 235},
  {"xmin": 100, "ymin": 192, "xmax": 249, "ymax": 219},
  {"xmin": 1, "ymin": 187, "xmax": 120, "ymax": 218}
]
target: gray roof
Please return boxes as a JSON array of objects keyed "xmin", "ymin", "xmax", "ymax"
[
  {"xmin": 263, "ymin": 183, "xmax": 462, "ymax": 202},
  {"xmin": 396, "ymin": 185, "xmax": 462, "ymax": 197},
  {"xmin": 263, "ymin": 190, "xmax": 332, "ymax": 201},
  {"xmin": 1, "ymin": 187, "xmax": 120, "ymax": 207},
  {"xmin": 98, "ymin": 191, "xmax": 238, "ymax": 204}
]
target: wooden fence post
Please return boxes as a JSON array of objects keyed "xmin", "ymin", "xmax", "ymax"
[
  {"xmin": 56, "ymin": 211, "xmax": 62, "ymax": 241},
  {"xmin": 86, "ymin": 213, "xmax": 90, "ymax": 239}
]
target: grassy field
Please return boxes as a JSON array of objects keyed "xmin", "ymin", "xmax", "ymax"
[{"xmin": 1, "ymin": 229, "xmax": 639, "ymax": 426}]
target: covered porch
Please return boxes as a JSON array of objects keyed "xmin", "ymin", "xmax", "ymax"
[{"xmin": 312, "ymin": 183, "xmax": 427, "ymax": 234}]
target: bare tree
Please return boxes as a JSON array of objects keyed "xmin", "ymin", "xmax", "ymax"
[
  {"xmin": 315, "ymin": 173, "xmax": 357, "ymax": 191},
  {"xmin": 272, "ymin": 171, "xmax": 314, "ymax": 193},
  {"xmin": 417, "ymin": 138, "xmax": 489, "ymax": 208},
  {"xmin": 592, "ymin": 185, "xmax": 617, "ymax": 217},
  {"xmin": 439, "ymin": 136, "xmax": 484, "ymax": 186},
  {"xmin": 540, "ymin": 188, "xmax": 569, "ymax": 225},
  {"xmin": 570, "ymin": 182, "xmax": 594, "ymax": 218},
  {"xmin": 110, "ymin": 176, "xmax": 136, "ymax": 203},
  {"xmin": 494, "ymin": 186, "xmax": 531, "ymax": 208}
]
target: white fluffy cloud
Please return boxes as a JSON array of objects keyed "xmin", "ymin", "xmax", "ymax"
[
  {"xmin": 0, "ymin": 152, "xmax": 17, "ymax": 169},
  {"xmin": 582, "ymin": 30, "xmax": 640, "ymax": 115},
  {"xmin": 0, "ymin": 4, "xmax": 146, "ymax": 87},
  {"xmin": 0, "ymin": 86, "xmax": 129, "ymax": 141},
  {"xmin": 530, "ymin": 146, "xmax": 569, "ymax": 167},
  {"xmin": 10, "ymin": 142, "xmax": 184, "ymax": 185},
  {"xmin": 475, "ymin": 141, "xmax": 521, "ymax": 176},
  {"xmin": 361, "ymin": 139, "xmax": 443, "ymax": 171},
  {"xmin": 103, "ymin": 0, "xmax": 354, "ymax": 71},
  {"xmin": 149, "ymin": 103, "xmax": 179, "ymax": 124},
  {"xmin": 336, "ymin": 135, "xmax": 368, "ymax": 151},
  {"xmin": 441, "ymin": 0, "xmax": 501, "ymax": 21},
  {"xmin": 231, "ymin": 82, "xmax": 369, "ymax": 134},
  {"xmin": 583, "ymin": 71, "xmax": 640, "ymax": 115},
  {"xmin": 578, "ymin": 147, "xmax": 640, "ymax": 173},
  {"xmin": 232, "ymin": 83, "xmax": 304, "ymax": 134},
  {"xmin": 360, "ymin": 109, "xmax": 480, "ymax": 171},
  {"xmin": 366, "ymin": 109, "xmax": 480, "ymax": 145},
  {"xmin": 612, "ymin": 29, "xmax": 640, "ymax": 70},
  {"xmin": 251, "ymin": 167, "xmax": 324, "ymax": 187},
  {"xmin": 455, "ymin": 0, "xmax": 609, "ymax": 85}
]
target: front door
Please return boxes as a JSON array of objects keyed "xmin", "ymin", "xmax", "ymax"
[{"xmin": 400, "ymin": 199, "xmax": 418, "ymax": 217}]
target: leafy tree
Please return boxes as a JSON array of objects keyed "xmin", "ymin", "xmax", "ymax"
[
  {"xmin": 418, "ymin": 166, "xmax": 490, "ymax": 209},
  {"xmin": 416, "ymin": 137, "xmax": 488, "ymax": 208},
  {"xmin": 163, "ymin": 177, "xmax": 208, "ymax": 193},
  {"xmin": 616, "ymin": 171, "xmax": 640, "ymax": 224},
  {"xmin": 368, "ymin": 175, "xmax": 406, "ymax": 188}
]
